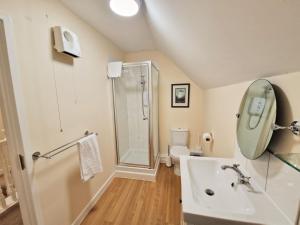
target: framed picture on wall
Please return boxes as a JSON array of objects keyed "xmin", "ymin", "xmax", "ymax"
[{"xmin": 171, "ymin": 83, "xmax": 190, "ymax": 108}]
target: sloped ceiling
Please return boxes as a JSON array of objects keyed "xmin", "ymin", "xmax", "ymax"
[
  {"xmin": 61, "ymin": 0, "xmax": 155, "ymax": 52},
  {"xmin": 62, "ymin": 0, "xmax": 300, "ymax": 88}
]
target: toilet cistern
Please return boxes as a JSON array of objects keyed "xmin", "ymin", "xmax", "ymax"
[{"xmin": 169, "ymin": 128, "xmax": 190, "ymax": 176}]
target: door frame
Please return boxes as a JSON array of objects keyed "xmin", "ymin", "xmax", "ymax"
[{"xmin": 0, "ymin": 15, "xmax": 42, "ymax": 225}]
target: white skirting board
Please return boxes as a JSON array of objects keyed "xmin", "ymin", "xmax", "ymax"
[
  {"xmin": 71, "ymin": 172, "xmax": 115, "ymax": 225},
  {"xmin": 115, "ymin": 158, "xmax": 160, "ymax": 182},
  {"xmin": 160, "ymin": 154, "xmax": 169, "ymax": 164},
  {"xmin": 114, "ymin": 170, "xmax": 156, "ymax": 182}
]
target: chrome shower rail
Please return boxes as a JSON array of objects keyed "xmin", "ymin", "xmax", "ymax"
[{"xmin": 32, "ymin": 130, "xmax": 98, "ymax": 161}]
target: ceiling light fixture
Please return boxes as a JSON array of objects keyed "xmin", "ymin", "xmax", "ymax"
[{"xmin": 109, "ymin": 0, "xmax": 140, "ymax": 17}]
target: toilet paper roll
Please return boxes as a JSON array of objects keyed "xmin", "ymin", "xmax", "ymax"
[{"xmin": 202, "ymin": 132, "xmax": 213, "ymax": 143}]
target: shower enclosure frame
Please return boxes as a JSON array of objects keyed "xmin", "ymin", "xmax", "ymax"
[{"xmin": 112, "ymin": 61, "xmax": 160, "ymax": 169}]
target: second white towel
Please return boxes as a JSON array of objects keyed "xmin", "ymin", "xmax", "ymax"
[{"xmin": 78, "ymin": 133, "xmax": 103, "ymax": 182}]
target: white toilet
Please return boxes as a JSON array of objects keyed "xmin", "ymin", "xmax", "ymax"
[{"xmin": 169, "ymin": 128, "xmax": 190, "ymax": 176}]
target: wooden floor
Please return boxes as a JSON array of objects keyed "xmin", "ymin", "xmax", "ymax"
[
  {"xmin": 82, "ymin": 164, "xmax": 182, "ymax": 225},
  {"xmin": 0, "ymin": 203, "xmax": 23, "ymax": 225}
]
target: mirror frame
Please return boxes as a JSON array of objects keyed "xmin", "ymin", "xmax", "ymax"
[{"xmin": 236, "ymin": 79, "xmax": 277, "ymax": 160}]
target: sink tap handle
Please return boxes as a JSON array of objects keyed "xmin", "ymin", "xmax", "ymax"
[
  {"xmin": 240, "ymin": 176, "xmax": 251, "ymax": 184},
  {"xmin": 233, "ymin": 163, "xmax": 240, "ymax": 168}
]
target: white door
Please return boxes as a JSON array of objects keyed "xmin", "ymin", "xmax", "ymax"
[
  {"xmin": 0, "ymin": 109, "xmax": 23, "ymax": 224},
  {"xmin": 0, "ymin": 16, "xmax": 40, "ymax": 225}
]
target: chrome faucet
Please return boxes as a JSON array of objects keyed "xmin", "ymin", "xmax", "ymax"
[{"xmin": 221, "ymin": 164, "xmax": 251, "ymax": 185}]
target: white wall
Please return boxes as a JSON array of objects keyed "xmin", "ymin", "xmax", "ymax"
[{"xmin": 0, "ymin": 0, "xmax": 124, "ymax": 224}]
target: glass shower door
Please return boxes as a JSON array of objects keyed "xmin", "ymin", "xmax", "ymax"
[
  {"xmin": 113, "ymin": 64, "xmax": 150, "ymax": 166},
  {"xmin": 150, "ymin": 65, "xmax": 159, "ymax": 167}
]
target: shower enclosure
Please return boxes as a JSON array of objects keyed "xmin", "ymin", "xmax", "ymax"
[{"xmin": 112, "ymin": 61, "xmax": 159, "ymax": 169}]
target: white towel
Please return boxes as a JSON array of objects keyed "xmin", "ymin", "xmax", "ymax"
[{"xmin": 78, "ymin": 134, "xmax": 103, "ymax": 182}]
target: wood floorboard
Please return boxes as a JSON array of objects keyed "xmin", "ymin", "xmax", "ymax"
[
  {"xmin": 81, "ymin": 164, "xmax": 182, "ymax": 225},
  {"xmin": 0, "ymin": 203, "xmax": 23, "ymax": 225}
]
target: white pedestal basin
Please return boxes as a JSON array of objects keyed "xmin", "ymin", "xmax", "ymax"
[{"xmin": 180, "ymin": 156, "xmax": 292, "ymax": 225}]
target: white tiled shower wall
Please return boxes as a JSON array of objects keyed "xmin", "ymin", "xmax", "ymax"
[
  {"xmin": 115, "ymin": 65, "xmax": 149, "ymax": 161},
  {"xmin": 126, "ymin": 66, "xmax": 148, "ymax": 151},
  {"xmin": 235, "ymin": 148, "xmax": 300, "ymax": 224},
  {"xmin": 127, "ymin": 88, "xmax": 148, "ymax": 150}
]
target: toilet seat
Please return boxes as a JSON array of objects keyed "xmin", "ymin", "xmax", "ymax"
[{"xmin": 170, "ymin": 146, "xmax": 189, "ymax": 161}]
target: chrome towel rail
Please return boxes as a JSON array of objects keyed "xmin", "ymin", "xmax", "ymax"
[{"xmin": 32, "ymin": 130, "xmax": 98, "ymax": 161}]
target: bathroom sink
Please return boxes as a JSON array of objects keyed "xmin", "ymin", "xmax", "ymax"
[{"xmin": 180, "ymin": 156, "xmax": 292, "ymax": 225}]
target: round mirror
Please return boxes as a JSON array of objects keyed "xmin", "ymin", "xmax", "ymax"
[{"xmin": 237, "ymin": 79, "xmax": 277, "ymax": 159}]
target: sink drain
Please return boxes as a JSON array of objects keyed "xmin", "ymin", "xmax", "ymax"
[{"xmin": 205, "ymin": 188, "xmax": 215, "ymax": 196}]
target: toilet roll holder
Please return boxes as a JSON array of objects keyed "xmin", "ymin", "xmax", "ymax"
[{"xmin": 202, "ymin": 132, "xmax": 213, "ymax": 143}]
